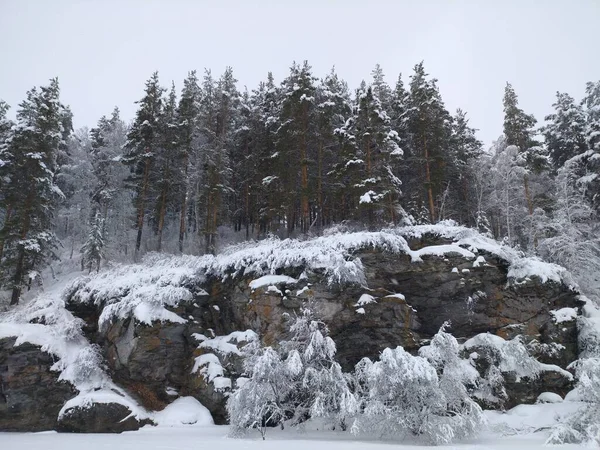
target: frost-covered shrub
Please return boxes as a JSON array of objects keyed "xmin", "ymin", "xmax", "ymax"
[
  {"xmin": 419, "ymin": 324, "xmax": 485, "ymax": 441},
  {"xmin": 354, "ymin": 347, "xmax": 450, "ymax": 444},
  {"xmin": 547, "ymin": 358, "xmax": 600, "ymax": 446},
  {"xmin": 353, "ymin": 326, "xmax": 483, "ymax": 445},
  {"xmin": 463, "ymin": 332, "xmax": 572, "ymax": 407},
  {"xmin": 281, "ymin": 309, "xmax": 358, "ymax": 428},
  {"xmin": 227, "ymin": 308, "xmax": 357, "ymax": 438},
  {"xmin": 227, "ymin": 344, "xmax": 292, "ymax": 439}
]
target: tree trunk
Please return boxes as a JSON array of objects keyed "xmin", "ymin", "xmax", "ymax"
[
  {"xmin": 157, "ymin": 185, "xmax": 168, "ymax": 252},
  {"xmin": 10, "ymin": 248, "xmax": 24, "ymax": 305},
  {"xmin": 0, "ymin": 204, "xmax": 13, "ymax": 260},
  {"xmin": 317, "ymin": 141, "xmax": 324, "ymax": 228},
  {"xmin": 178, "ymin": 151, "xmax": 189, "ymax": 254},
  {"xmin": 424, "ymin": 135, "xmax": 436, "ymax": 223},
  {"xmin": 135, "ymin": 155, "xmax": 151, "ymax": 260},
  {"xmin": 299, "ymin": 106, "xmax": 310, "ymax": 234}
]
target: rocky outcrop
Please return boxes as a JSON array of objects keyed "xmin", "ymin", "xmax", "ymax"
[
  {"xmin": 57, "ymin": 402, "xmax": 151, "ymax": 433},
  {"xmin": 0, "ymin": 338, "xmax": 76, "ymax": 431},
  {"xmin": 63, "ymin": 233, "xmax": 583, "ymax": 424},
  {"xmin": 0, "ymin": 228, "xmax": 585, "ymax": 432}
]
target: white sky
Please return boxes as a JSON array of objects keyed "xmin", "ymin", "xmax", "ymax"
[{"xmin": 1, "ymin": 0, "xmax": 599, "ymax": 146}]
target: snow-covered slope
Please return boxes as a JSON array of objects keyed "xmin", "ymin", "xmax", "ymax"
[{"xmin": 64, "ymin": 221, "xmax": 575, "ymax": 328}]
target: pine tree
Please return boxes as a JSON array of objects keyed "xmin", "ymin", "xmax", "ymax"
[
  {"xmin": 277, "ymin": 61, "xmax": 318, "ymax": 235},
  {"xmin": 81, "ymin": 211, "xmax": 104, "ymax": 272},
  {"xmin": 582, "ymin": 81, "xmax": 600, "ymax": 153},
  {"xmin": 175, "ymin": 70, "xmax": 201, "ymax": 252},
  {"xmin": 314, "ymin": 68, "xmax": 351, "ymax": 226},
  {"xmin": 406, "ymin": 62, "xmax": 452, "ymax": 222},
  {"xmin": 370, "ymin": 64, "xmax": 392, "ymax": 111},
  {"xmin": 153, "ymin": 82, "xmax": 179, "ymax": 251},
  {"xmin": 502, "ymin": 82, "xmax": 542, "ymax": 218},
  {"xmin": 337, "ymin": 84, "xmax": 403, "ymax": 227},
  {"xmin": 88, "ymin": 108, "xmax": 129, "ymax": 259},
  {"xmin": 0, "ymin": 100, "xmax": 14, "ymax": 216},
  {"xmin": 0, "ymin": 79, "xmax": 70, "ymax": 305},
  {"xmin": 249, "ymin": 73, "xmax": 283, "ymax": 236},
  {"xmin": 197, "ymin": 67, "xmax": 240, "ymax": 253},
  {"xmin": 543, "ymin": 92, "xmax": 587, "ymax": 169},
  {"xmin": 123, "ymin": 72, "xmax": 165, "ymax": 260},
  {"xmin": 446, "ymin": 109, "xmax": 482, "ymax": 223}
]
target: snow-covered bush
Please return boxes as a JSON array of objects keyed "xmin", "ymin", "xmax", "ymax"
[
  {"xmin": 353, "ymin": 325, "xmax": 483, "ymax": 445},
  {"xmin": 354, "ymin": 346, "xmax": 451, "ymax": 444},
  {"xmin": 419, "ymin": 324, "xmax": 485, "ymax": 441},
  {"xmin": 227, "ymin": 308, "xmax": 356, "ymax": 438},
  {"xmin": 281, "ymin": 309, "xmax": 358, "ymax": 428},
  {"xmin": 547, "ymin": 358, "xmax": 600, "ymax": 446},
  {"xmin": 227, "ymin": 344, "xmax": 293, "ymax": 439}
]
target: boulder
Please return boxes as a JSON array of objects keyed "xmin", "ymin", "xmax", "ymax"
[
  {"xmin": 57, "ymin": 402, "xmax": 151, "ymax": 433},
  {"xmin": 0, "ymin": 338, "xmax": 76, "ymax": 431}
]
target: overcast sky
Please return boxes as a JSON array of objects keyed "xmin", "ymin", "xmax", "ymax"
[{"xmin": 1, "ymin": 0, "xmax": 598, "ymax": 146}]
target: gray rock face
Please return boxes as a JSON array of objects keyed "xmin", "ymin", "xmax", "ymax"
[
  {"xmin": 0, "ymin": 338, "xmax": 76, "ymax": 431},
  {"xmin": 55, "ymin": 233, "xmax": 584, "ymax": 427},
  {"xmin": 57, "ymin": 402, "xmax": 152, "ymax": 433}
]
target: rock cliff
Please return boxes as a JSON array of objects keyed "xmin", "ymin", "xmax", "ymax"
[{"xmin": 0, "ymin": 224, "xmax": 584, "ymax": 431}]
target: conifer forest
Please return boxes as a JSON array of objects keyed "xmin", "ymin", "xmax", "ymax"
[{"xmin": 1, "ymin": 63, "xmax": 598, "ymax": 305}]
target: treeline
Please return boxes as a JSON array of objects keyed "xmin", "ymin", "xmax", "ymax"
[{"xmin": 1, "ymin": 62, "xmax": 599, "ymax": 304}]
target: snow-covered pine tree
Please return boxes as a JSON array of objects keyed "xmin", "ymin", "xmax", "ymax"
[
  {"xmin": 314, "ymin": 68, "xmax": 351, "ymax": 227},
  {"xmin": 547, "ymin": 358, "xmax": 600, "ymax": 446},
  {"xmin": 0, "ymin": 100, "xmax": 14, "ymax": 221},
  {"xmin": 280, "ymin": 308, "xmax": 357, "ymax": 429},
  {"xmin": 0, "ymin": 79, "xmax": 70, "ymax": 305},
  {"xmin": 227, "ymin": 343, "xmax": 292, "ymax": 439},
  {"xmin": 543, "ymin": 92, "xmax": 587, "ymax": 169},
  {"xmin": 175, "ymin": 70, "xmax": 201, "ymax": 252},
  {"xmin": 583, "ymin": 80, "xmax": 600, "ymax": 154},
  {"xmin": 538, "ymin": 153, "xmax": 600, "ymax": 298},
  {"xmin": 81, "ymin": 211, "xmax": 104, "ymax": 272},
  {"xmin": 276, "ymin": 61, "xmax": 318, "ymax": 235},
  {"xmin": 153, "ymin": 82, "xmax": 179, "ymax": 251},
  {"xmin": 196, "ymin": 67, "xmax": 240, "ymax": 253},
  {"xmin": 502, "ymin": 83, "xmax": 548, "ymax": 219},
  {"xmin": 370, "ymin": 64, "xmax": 392, "ymax": 112},
  {"xmin": 88, "ymin": 108, "xmax": 130, "ymax": 260},
  {"xmin": 446, "ymin": 109, "xmax": 482, "ymax": 224},
  {"xmin": 123, "ymin": 72, "xmax": 165, "ymax": 260},
  {"xmin": 248, "ymin": 72, "xmax": 283, "ymax": 236},
  {"xmin": 337, "ymin": 83, "xmax": 403, "ymax": 227},
  {"xmin": 419, "ymin": 324, "xmax": 484, "ymax": 441},
  {"xmin": 406, "ymin": 62, "xmax": 453, "ymax": 223},
  {"xmin": 227, "ymin": 307, "xmax": 356, "ymax": 438}
]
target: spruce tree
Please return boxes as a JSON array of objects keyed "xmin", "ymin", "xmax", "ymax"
[
  {"xmin": 277, "ymin": 61, "xmax": 318, "ymax": 235},
  {"xmin": 123, "ymin": 72, "xmax": 165, "ymax": 260},
  {"xmin": 0, "ymin": 79, "xmax": 70, "ymax": 305},
  {"xmin": 175, "ymin": 70, "xmax": 201, "ymax": 252},
  {"xmin": 543, "ymin": 92, "xmax": 587, "ymax": 169},
  {"xmin": 336, "ymin": 84, "xmax": 403, "ymax": 227},
  {"xmin": 406, "ymin": 63, "xmax": 452, "ymax": 223}
]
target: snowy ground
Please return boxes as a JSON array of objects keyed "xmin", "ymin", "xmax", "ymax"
[
  {"xmin": 0, "ymin": 425, "xmax": 584, "ymax": 450},
  {"xmin": 0, "ymin": 404, "xmax": 588, "ymax": 450}
]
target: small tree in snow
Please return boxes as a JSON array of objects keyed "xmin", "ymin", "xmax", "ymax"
[
  {"xmin": 354, "ymin": 325, "xmax": 484, "ymax": 444},
  {"xmin": 81, "ymin": 212, "xmax": 104, "ymax": 273},
  {"xmin": 547, "ymin": 358, "xmax": 600, "ymax": 446},
  {"xmin": 419, "ymin": 324, "xmax": 485, "ymax": 441},
  {"xmin": 227, "ymin": 307, "xmax": 357, "ymax": 438},
  {"xmin": 282, "ymin": 308, "xmax": 358, "ymax": 428},
  {"xmin": 227, "ymin": 343, "xmax": 293, "ymax": 439}
]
